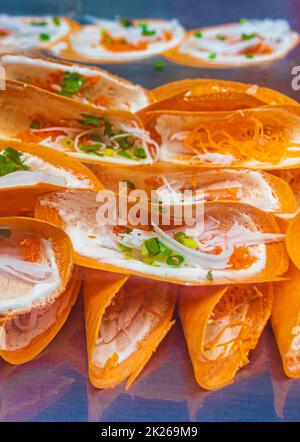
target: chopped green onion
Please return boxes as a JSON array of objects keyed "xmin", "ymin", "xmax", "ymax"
[
  {"xmin": 81, "ymin": 114, "xmax": 101, "ymax": 127},
  {"xmin": 242, "ymin": 33, "xmax": 257, "ymax": 40},
  {"xmin": 174, "ymin": 232, "xmax": 186, "ymax": 242},
  {"xmin": 29, "ymin": 120, "xmax": 41, "ymax": 129},
  {"xmin": 0, "ymin": 228, "xmax": 11, "ymax": 238},
  {"xmin": 118, "ymin": 136, "xmax": 134, "ymax": 150},
  {"xmin": 134, "ymin": 147, "xmax": 147, "ymax": 159},
  {"xmin": 78, "ymin": 144, "xmax": 103, "ymax": 156},
  {"xmin": 181, "ymin": 237, "xmax": 198, "ymax": 250},
  {"xmin": 120, "ymin": 18, "xmax": 133, "ymax": 27},
  {"xmin": 39, "ymin": 33, "xmax": 50, "ymax": 41},
  {"xmin": 194, "ymin": 31, "xmax": 202, "ymax": 38},
  {"xmin": 52, "ymin": 16, "xmax": 61, "ymax": 26},
  {"xmin": 206, "ymin": 270, "xmax": 214, "ymax": 281},
  {"xmin": 117, "ymin": 242, "xmax": 132, "ymax": 253},
  {"xmin": 104, "ymin": 120, "xmax": 113, "ymax": 136},
  {"xmin": 154, "ymin": 61, "xmax": 164, "ymax": 72},
  {"xmin": 246, "ymin": 53, "xmax": 254, "ymax": 59},
  {"xmin": 167, "ymin": 254, "xmax": 185, "ymax": 267},
  {"xmin": 91, "ymin": 133, "xmax": 103, "ymax": 142},
  {"xmin": 239, "ymin": 18, "xmax": 248, "ymax": 24},
  {"xmin": 104, "ymin": 147, "xmax": 114, "ymax": 157},
  {"xmin": 4, "ymin": 147, "xmax": 28, "ymax": 168},
  {"xmin": 118, "ymin": 151, "xmax": 133, "ymax": 159},
  {"xmin": 144, "ymin": 238, "xmax": 161, "ymax": 256},
  {"xmin": 208, "ymin": 52, "xmax": 217, "ymax": 60},
  {"xmin": 30, "ymin": 21, "xmax": 47, "ymax": 26},
  {"xmin": 217, "ymin": 34, "xmax": 226, "ymax": 41},
  {"xmin": 0, "ymin": 148, "xmax": 29, "ymax": 176},
  {"xmin": 60, "ymin": 71, "xmax": 84, "ymax": 97}
]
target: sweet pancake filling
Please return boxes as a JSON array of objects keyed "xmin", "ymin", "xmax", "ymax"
[
  {"xmin": 68, "ymin": 19, "xmax": 184, "ymax": 60},
  {"xmin": 0, "ymin": 284, "xmax": 70, "ymax": 351},
  {"xmin": 0, "ymin": 15, "xmax": 70, "ymax": 49},
  {"xmin": 2, "ymin": 55, "xmax": 149, "ymax": 112},
  {"xmin": 201, "ymin": 285, "xmax": 264, "ymax": 361},
  {"xmin": 153, "ymin": 170, "xmax": 279, "ymax": 212},
  {"xmin": 17, "ymin": 116, "xmax": 157, "ymax": 165},
  {"xmin": 39, "ymin": 191, "xmax": 284, "ymax": 282},
  {"xmin": 92, "ymin": 280, "xmax": 170, "ymax": 369},
  {"xmin": 285, "ymin": 325, "xmax": 300, "ymax": 373},
  {"xmin": 179, "ymin": 19, "xmax": 298, "ymax": 63},
  {"xmin": 0, "ymin": 147, "xmax": 91, "ymax": 188},
  {"xmin": 0, "ymin": 228, "xmax": 61, "ymax": 313},
  {"xmin": 155, "ymin": 111, "xmax": 300, "ymax": 167}
]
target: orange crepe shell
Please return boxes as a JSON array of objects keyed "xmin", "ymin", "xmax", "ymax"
[
  {"xmin": 164, "ymin": 24, "xmax": 299, "ymax": 68},
  {"xmin": 0, "ymin": 216, "xmax": 74, "ymax": 319},
  {"xmin": 286, "ymin": 212, "xmax": 300, "ymax": 270},
  {"xmin": 34, "ymin": 193, "xmax": 289, "ymax": 286},
  {"xmin": 0, "ymin": 138, "xmax": 103, "ymax": 216},
  {"xmin": 272, "ymin": 264, "xmax": 300, "ymax": 378},
  {"xmin": 140, "ymin": 105, "xmax": 300, "ymax": 170},
  {"xmin": 152, "ymin": 79, "xmax": 299, "ymax": 106},
  {"xmin": 91, "ymin": 164, "xmax": 297, "ymax": 215},
  {"xmin": 0, "ymin": 266, "xmax": 81, "ymax": 365},
  {"xmin": 178, "ymin": 283, "xmax": 273, "ymax": 390},
  {"xmin": 0, "ymin": 80, "xmax": 146, "ymax": 166},
  {"xmin": 1, "ymin": 54, "xmax": 153, "ymax": 112},
  {"xmin": 83, "ymin": 270, "xmax": 177, "ymax": 389}
]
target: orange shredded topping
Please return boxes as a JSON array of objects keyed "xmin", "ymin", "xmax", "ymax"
[
  {"xmin": 100, "ymin": 31, "xmax": 148, "ymax": 52},
  {"xmin": 182, "ymin": 112, "xmax": 298, "ymax": 164},
  {"xmin": 20, "ymin": 235, "xmax": 42, "ymax": 262},
  {"xmin": 94, "ymin": 95, "xmax": 109, "ymax": 107},
  {"xmin": 229, "ymin": 246, "xmax": 257, "ymax": 270}
]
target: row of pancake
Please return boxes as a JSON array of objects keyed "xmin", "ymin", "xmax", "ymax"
[
  {"xmin": 0, "ymin": 15, "xmax": 299, "ymax": 66},
  {"xmin": 1, "ymin": 60, "xmax": 300, "ymax": 392}
]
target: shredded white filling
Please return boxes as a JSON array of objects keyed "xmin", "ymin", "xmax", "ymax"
[
  {"xmin": 0, "ymin": 238, "xmax": 61, "ymax": 312},
  {"xmin": 92, "ymin": 283, "xmax": 170, "ymax": 368}
]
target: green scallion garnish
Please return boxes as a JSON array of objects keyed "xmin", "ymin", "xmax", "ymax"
[
  {"xmin": 60, "ymin": 71, "xmax": 84, "ymax": 98},
  {"xmin": 39, "ymin": 33, "xmax": 50, "ymax": 41},
  {"xmin": 167, "ymin": 254, "xmax": 185, "ymax": 267}
]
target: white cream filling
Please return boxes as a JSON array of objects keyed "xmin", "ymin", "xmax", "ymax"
[
  {"xmin": 39, "ymin": 191, "xmax": 267, "ymax": 283},
  {"xmin": 20, "ymin": 152, "xmax": 92, "ymax": 188},
  {"xmin": 68, "ymin": 19, "xmax": 185, "ymax": 60},
  {"xmin": 0, "ymin": 15, "xmax": 70, "ymax": 49},
  {"xmin": 179, "ymin": 19, "xmax": 298, "ymax": 64},
  {"xmin": 1, "ymin": 54, "xmax": 150, "ymax": 112},
  {"xmin": 0, "ymin": 239, "xmax": 61, "ymax": 313}
]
